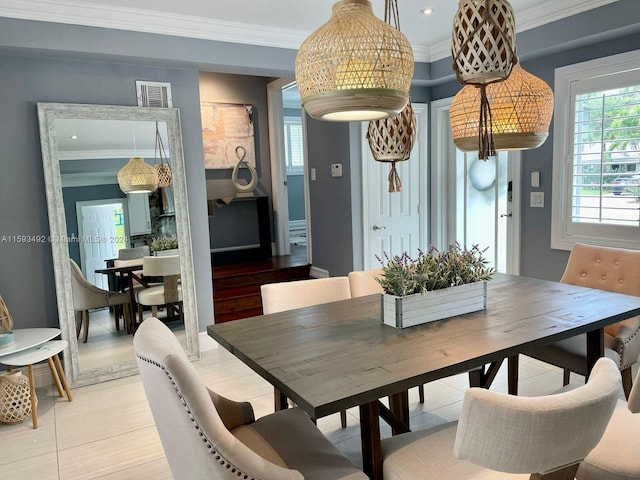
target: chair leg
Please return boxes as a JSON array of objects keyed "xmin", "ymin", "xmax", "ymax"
[
  {"xmin": 340, "ymin": 409, "xmax": 347, "ymax": 428},
  {"xmin": 82, "ymin": 311, "xmax": 89, "ymax": 343},
  {"xmin": 75, "ymin": 311, "xmax": 83, "ymax": 339},
  {"xmin": 418, "ymin": 384, "xmax": 425, "ymax": 403},
  {"xmin": 114, "ymin": 305, "xmax": 121, "ymax": 331},
  {"xmin": 621, "ymin": 366, "xmax": 633, "ymax": 399},
  {"xmin": 508, "ymin": 355, "xmax": 519, "ymax": 395},
  {"xmin": 563, "ymin": 368, "xmax": 571, "ymax": 386}
]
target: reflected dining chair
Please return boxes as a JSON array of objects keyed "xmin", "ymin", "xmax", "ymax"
[
  {"xmin": 136, "ymin": 255, "xmax": 182, "ymax": 327},
  {"xmin": 134, "ymin": 317, "xmax": 368, "ymax": 480},
  {"xmin": 382, "ymin": 357, "xmax": 621, "ymax": 480},
  {"xmin": 261, "ymin": 276, "xmax": 351, "ymax": 427},
  {"xmin": 577, "ymin": 367, "xmax": 640, "ymax": 480},
  {"xmin": 347, "ymin": 268, "xmax": 383, "ymax": 298},
  {"xmin": 514, "ymin": 243, "xmax": 640, "ymax": 398},
  {"xmin": 69, "ymin": 259, "xmax": 132, "ymax": 342}
]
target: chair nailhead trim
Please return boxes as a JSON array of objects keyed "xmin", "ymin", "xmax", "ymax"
[{"xmin": 136, "ymin": 353, "xmax": 259, "ymax": 480}]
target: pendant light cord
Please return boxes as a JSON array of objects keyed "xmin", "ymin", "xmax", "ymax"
[{"xmin": 155, "ymin": 121, "xmax": 168, "ymax": 166}]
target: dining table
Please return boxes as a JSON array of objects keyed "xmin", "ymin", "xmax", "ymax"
[
  {"xmin": 95, "ymin": 263, "xmax": 148, "ymax": 333},
  {"xmin": 207, "ymin": 273, "xmax": 640, "ymax": 480}
]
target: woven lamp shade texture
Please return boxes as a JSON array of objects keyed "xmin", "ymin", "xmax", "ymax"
[
  {"xmin": 117, "ymin": 157, "xmax": 159, "ymax": 194},
  {"xmin": 452, "ymin": 0, "xmax": 517, "ymax": 85},
  {"xmin": 450, "ymin": 64, "xmax": 554, "ymax": 151},
  {"xmin": 367, "ymin": 102, "xmax": 416, "ymax": 162},
  {"xmin": 155, "ymin": 163, "xmax": 172, "ymax": 188},
  {"xmin": 295, "ymin": 0, "xmax": 414, "ymax": 122}
]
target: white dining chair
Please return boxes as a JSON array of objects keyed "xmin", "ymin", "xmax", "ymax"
[
  {"xmin": 382, "ymin": 357, "xmax": 621, "ymax": 480},
  {"xmin": 577, "ymin": 367, "xmax": 640, "ymax": 480},
  {"xmin": 136, "ymin": 255, "xmax": 182, "ymax": 326}
]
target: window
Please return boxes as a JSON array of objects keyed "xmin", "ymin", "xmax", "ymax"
[
  {"xmin": 284, "ymin": 115, "xmax": 304, "ymax": 175},
  {"xmin": 552, "ymin": 50, "xmax": 640, "ymax": 250}
]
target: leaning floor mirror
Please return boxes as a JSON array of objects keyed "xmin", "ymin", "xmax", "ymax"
[{"xmin": 38, "ymin": 103, "xmax": 199, "ymax": 387}]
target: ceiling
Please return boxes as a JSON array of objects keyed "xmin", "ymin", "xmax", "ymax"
[{"xmin": 0, "ymin": 0, "xmax": 619, "ymax": 62}]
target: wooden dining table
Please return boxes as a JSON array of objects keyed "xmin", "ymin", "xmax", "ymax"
[
  {"xmin": 95, "ymin": 263, "xmax": 148, "ymax": 333},
  {"xmin": 207, "ymin": 273, "xmax": 640, "ymax": 480}
]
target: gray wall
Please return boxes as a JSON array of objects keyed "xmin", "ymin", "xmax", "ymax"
[
  {"xmin": 306, "ymin": 116, "xmax": 354, "ymax": 276},
  {"xmin": 286, "ymin": 175, "xmax": 305, "ymax": 222},
  {"xmin": 0, "ymin": 53, "xmax": 213, "ymax": 330}
]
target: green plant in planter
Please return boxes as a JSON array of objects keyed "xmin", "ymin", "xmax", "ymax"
[
  {"xmin": 150, "ymin": 236, "xmax": 178, "ymax": 252},
  {"xmin": 376, "ymin": 243, "xmax": 495, "ymax": 297}
]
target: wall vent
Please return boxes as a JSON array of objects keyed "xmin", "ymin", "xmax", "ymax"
[{"xmin": 136, "ymin": 81, "xmax": 173, "ymax": 108}]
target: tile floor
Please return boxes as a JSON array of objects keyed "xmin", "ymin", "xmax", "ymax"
[{"xmin": 0, "ymin": 336, "xmax": 633, "ymax": 479}]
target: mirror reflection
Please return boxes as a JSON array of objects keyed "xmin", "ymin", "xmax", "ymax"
[{"xmin": 38, "ymin": 104, "xmax": 199, "ymax": 387}]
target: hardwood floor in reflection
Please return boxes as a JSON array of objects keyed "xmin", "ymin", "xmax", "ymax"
[{"xmin": 0, "ymin": 337, "xmax": 634, "ymax": 479}]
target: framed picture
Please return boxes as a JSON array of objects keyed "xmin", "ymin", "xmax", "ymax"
[{"xmin": 201, "ymin": 102, "xmax": 256, "ymax": 169}]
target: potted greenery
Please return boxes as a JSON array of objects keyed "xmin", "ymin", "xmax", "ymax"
[
  {"xmin": 376, "ymin": 243, "xmax": 494, "ymax": 328},
  {"xmin": 150, "ymin": 236, "xmax": 179, "ymax": 256}
]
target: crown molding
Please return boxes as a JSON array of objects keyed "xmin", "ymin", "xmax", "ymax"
[
  {"xmin": 0, "ymin": 0, "xmax": 308, "ymax": 50},
  {"xmin": 429, "ymin": 0, "xmax": 620, "ymax": 62},
  {"xmin": 0, "ymin": 0, "xmax": 619, "ymax": 65}
]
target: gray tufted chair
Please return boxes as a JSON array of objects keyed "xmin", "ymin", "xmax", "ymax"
[
  {"xmin": 134, "ymin": 317, "xmax": 367, "ymax": 480},
  {"xmin": 517, "ymin": 243, "xmax": 640, "ymax": 398},
  {"xmin": 69, "ymin": 259, "xmax": 132, "ymax": 342}
]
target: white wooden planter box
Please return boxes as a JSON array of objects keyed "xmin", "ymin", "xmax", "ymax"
[{"xmin": 381, "ymin": 281, "xmax": 487, "ymax": 329}]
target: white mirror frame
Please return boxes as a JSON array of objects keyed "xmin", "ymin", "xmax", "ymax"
[{"xmin": 37, "ymin": 102, "xmax": 199, "ymax": 387}]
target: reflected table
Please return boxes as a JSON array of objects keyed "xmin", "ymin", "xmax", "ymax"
[
  {"xmin": 208, "ymin": 274, "xmax": 640, "ymax": 480},
  {"xmin": 95, "ymin": 263, "xmax": 147, "ymax": 332}
]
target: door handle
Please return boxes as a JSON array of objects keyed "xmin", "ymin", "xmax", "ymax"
[
  {"xmin": 372, "ymin": 224, "xmax": 387, "ymax": 231},
  {"xmin": 500, "ymin": 213, "xmax": 513, "ymax": 218}
]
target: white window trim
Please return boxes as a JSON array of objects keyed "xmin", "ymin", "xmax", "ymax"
[
  {"xmin": 551, "ymin": 49, "xmax": 640, "ymax": 251},
  {"xmin": 284, "ymin": 115, "xmax": 304, "ymax": 176}
]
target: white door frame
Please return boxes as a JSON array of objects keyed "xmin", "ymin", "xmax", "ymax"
[
  {"xmin": 266, "ymin": 78, "xmax": 311, "ymax": 261},
  {"xmin": 430, "ymin": 97, "xmax": 521, "ymax": 274},
  {"xmin": 361, "ymin": 103, "xmax": 429, "ymax": 270}
]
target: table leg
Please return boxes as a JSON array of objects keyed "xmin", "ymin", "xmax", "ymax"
[
  {"xmin": 508, "ymin": 355, "xmax": 519, "ymax": 395},
  {"xmin": 53, "ymin": 354, "xmax": 73, "ymax": 401},
  {"xmin": 586, "ymin": 328, "xmax": 604, "ymax": 380},
  {"xmin": 388, "ymin": 391, "xmax": 410, "ymax": 435},
  {"xmin": 274, "ymin": 388, "xmax": 288, "ymax": 411},
  {"xmin": 26, "ymin": 364, "xmax": 37, "ymax": 429},
  {"xmin": 360, "ymin": 401, "xmax": 382, "ymax": 480},
  {"xmin": 47, "ymin": 357, "xmax": 64, "ymax": 397}
]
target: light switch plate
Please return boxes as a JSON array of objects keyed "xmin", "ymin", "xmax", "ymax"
[
  {"xmin": 331, "ymin": 163, "xmax": 343, "ymax": 177},
  {"xmin": 530, "ymin": 191, "xmax": 544, "ymax": 208},
  {"xmin": 531, "ymin": 171, "xmax": 540, "ymax": 188}
]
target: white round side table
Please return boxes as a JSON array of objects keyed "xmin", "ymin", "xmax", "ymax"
[{"xmin": 0, "ymin": 339, "xmax": 72, "ymax": 428}]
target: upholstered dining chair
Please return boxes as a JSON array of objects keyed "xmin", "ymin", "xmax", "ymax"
[
  {"xmin": 69, "ymin": 259, "xmax": 132, "ymax": 342},
  {"xmin": 347, "ymin": 269, "xmax": 384, "ymax": 298},
  {"xmin": 117, "ymin": 245, "xmax": 149, "ymax": 260},
  {"xmin": 381, "ymin": 357, "xmax": 621, "ymax": 480},
  {"xmin": 516, "ymin": 243, "xmax": 640, "ymax": 398},
  {"xmin": 136, "ymin": 255, "xmax": 182, "ymax": 326},
  {"xmin": 577, "ymin": 367, "xmax": 640, "ymax": 480},
  {"xmin": 134, "ymin": 317, "xmax": 368, "ymax": 480},
  {"xmin": 261, "ymin": 276, "xmax": 351, "ymax": 428}
]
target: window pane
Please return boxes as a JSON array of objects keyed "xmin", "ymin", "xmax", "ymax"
[{"xmin": 571, "ymin": 85, "xmax": 640, "ymax": 227}]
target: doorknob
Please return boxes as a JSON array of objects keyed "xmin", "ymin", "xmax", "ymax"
[
  {"xmin": 500, "ymin": 213, "xmax": 513, "ymax": 218},
  {"xmin": 372, "ymin": 224, "xmax": 386, "ymax": 231}
]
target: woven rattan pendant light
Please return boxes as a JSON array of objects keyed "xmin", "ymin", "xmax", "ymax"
[
  {"xmin": 153, "ymin": 121, "xmax": 172, "ymax": 188},
  {"xmin": 452, "ymin": 0, "xmax": 517, "ymax": 85},
  {"xmin": 295, "ymin": 0, "xmax": 414, "ymax": 122},
  {"xmin": 117, "ymin": 157, "xmax": 158, "ymax": 194},
  {"xmin": 451, "ymin": 0, "xmax": 517, "ymax": 159},
  {"xmin": 450, "ymin": 63, "xmax": 554, "ymax": 152},
  {"xmin": 366, "ymin": 0, "xmax": 416, "ymax": 193}
]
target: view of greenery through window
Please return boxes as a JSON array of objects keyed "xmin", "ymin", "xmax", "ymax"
[{"xmin": 572, "ymin": 85, "xmax": 640, "ymax": 226}]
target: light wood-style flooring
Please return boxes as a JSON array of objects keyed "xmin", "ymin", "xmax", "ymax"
[{"xmin": 0, "ymin": 339, "xmax": 634, "ymax": 479}]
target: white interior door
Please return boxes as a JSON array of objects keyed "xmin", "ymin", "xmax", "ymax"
[
  {"xmin": 77, "ymin": 200, "xmax": 126, "ymax": 288},
  {"xmin": 431, "ymin": 98, "xmax": 521, "ymax": 274},
  {"xmin": 363, "ymin": 104, "xmax": 428, "ymax": 269}
]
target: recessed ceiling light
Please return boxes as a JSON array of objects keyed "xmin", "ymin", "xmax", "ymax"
[
  {"xmin": 70, "ymin": 135, "xmax": 78, "ymax": 140},
  {"xmin": 420, "ymin": 7, "xmax": 433, "ymax": 15}
]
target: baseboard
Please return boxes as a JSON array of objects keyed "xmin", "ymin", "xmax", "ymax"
[
  {"xmin": 310, "ymin": 266, "xmax": 329, "ymax": 278},
  {"xmin": 199, "ymin": 331, "xmax": 218, "ymax": 351}
]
